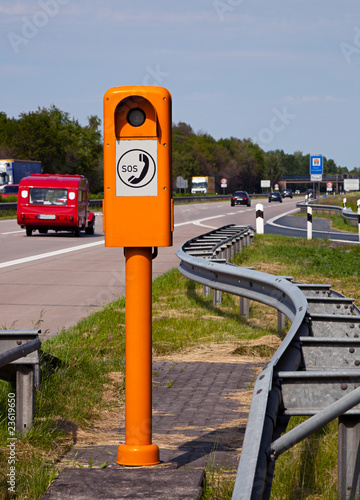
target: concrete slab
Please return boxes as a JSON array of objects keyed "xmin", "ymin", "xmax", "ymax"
[
  {"xmin": 42, "ymin": 468, "xmax": 204, "ymax": 499},
  {"xmin": 43, "ymin": 354, "xmax": 259, "ymax": 499}
]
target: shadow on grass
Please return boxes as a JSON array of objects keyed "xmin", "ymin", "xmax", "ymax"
[{"xmin": 185, "ymin": 280, "xmax": 251, "ymax": 325}]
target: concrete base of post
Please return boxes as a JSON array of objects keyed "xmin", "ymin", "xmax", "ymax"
[{"xmin": 117, "ymin": 443, "xmax": 160, "ymax": 467}]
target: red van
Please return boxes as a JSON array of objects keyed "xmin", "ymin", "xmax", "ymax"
[{"xmin": 17, "ymin": 174, "xmax": 95, "ymax": 237}]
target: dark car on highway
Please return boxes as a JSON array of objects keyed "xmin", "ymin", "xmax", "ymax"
[
  {"xmin": 230, "ymin": 191, "xmax": 251, "ymax": 207},
  {"xmin": 282, "ymin": 188, "xmax": 293, "ymax": 198},
  {"xmin": 268, "ymin": 192, "xmax": 282, "ymax": 203}
]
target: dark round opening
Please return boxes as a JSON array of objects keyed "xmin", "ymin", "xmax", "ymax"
[{"xmin": 127, "ymin": 108, "xmax": 146, "ymax": 127}]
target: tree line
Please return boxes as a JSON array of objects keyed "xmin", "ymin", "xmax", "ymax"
[
  {"xmin": 0, "ymin": 106, "xmax": 103, "ymax": 192},
  {"xmin": 172, "ymin": 122, "xmax": 355, "ymax": 193},
  {"xmin": 0, "ymin": 106, "xmax": 356, "ymax": 194}
]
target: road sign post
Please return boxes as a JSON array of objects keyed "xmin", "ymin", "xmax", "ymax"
[
  {"xmin": 307, "ymin": 206, "xmax": 312, "ymax": 240},
  {"xmin": 103, "ymin": 86, "xmax": 173, "ymax": 466}
]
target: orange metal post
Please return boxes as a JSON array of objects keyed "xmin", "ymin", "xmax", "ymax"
[{"xmin": 117, "ymin": 247, "xmax": 159, "ymax": 466}]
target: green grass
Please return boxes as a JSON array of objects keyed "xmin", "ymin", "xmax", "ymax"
[
  {"xmin": 0, "ymin": 209, "xmax": 16, "ymax": 220},
  {"xmin": 318, "ymin": 193, "xmax": 359, "ymax": 212},
  {"xmin": 270, "ymin": 418, "xmax": 338, "ymax": 500},
  {"xmin": 201, "ymin": 465, "xmax": 236, "ymax": 500},
  {"xmin": 1, "ymin": 234, "xmax": 359, "ymax": 499}
]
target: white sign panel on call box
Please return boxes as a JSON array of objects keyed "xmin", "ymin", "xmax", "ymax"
[{"xmin": 116, "ymin": 140, "xmax": 158, "ymax": 197}]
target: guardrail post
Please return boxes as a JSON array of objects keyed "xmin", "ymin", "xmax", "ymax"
[
  {"xmin": 230, "ymin": 241, "xmax": 235, "ymax": 260},
  {"xmin": 16, "ymin": 365, "xmax": 34, "ymax": 434},
  {"xmin": 240, "ymin": 297, "xmax": 250, "ymax": 317},
  {"xmin": 236, "ymin": 236, "xmax": 240, "ymax": 254},
  {"xmin": 338, "ymin": 416, "xmax": 360, "ymax": 498},
  {"xmin": 213, "ymin": 289, "xmax": 222, "ymax": 306},
  {"xmin": 256, "ymin": 204, "xmax": 264, "ymax": 234},
  {"xmin": 307, "ymin": 206, "xmax": 312, "ymax": 240},
  {"xmin": 277, "ymin": 311, "xmax": 287, "ymax": 332},
  {"xmin": 203, "ymin": 285, "xmax": 211, "ymax": 298}
]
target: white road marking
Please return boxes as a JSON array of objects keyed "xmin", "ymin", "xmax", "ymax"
[
  {"xmin": 0, "ymin": 240, "xmax": 104, "ymax": 269},
  {"xmin": 266, "ymin": 208, "xmax": 299, "ymax": 226},
  {"xmin": 266, "ymin": 208, "xmax": 359, "ymax": 242},
  {"xmin": 1, "ymin": 230, "xmax": 23, "ymax": 235},
  {"xmin": 175, "ymin": 214, "xmax": 225, "ymax": 227}
]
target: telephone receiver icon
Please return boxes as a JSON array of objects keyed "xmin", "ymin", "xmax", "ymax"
[{"xmin": 128, "ymin": 153, "xmax": 149, "ymax": 185}]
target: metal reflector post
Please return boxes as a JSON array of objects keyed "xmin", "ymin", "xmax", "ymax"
[
  {"xmin": 117, "ymin": 247, "xmax": 160, "ymax": 466},
  {"xmin": 307, "ymin": 206, "xmax": 312, "ymax": 240}
]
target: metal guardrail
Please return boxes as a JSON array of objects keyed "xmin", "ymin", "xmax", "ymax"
[
  {"xmin": 176, "ymin": 224, "xmax": 360, "ymax": 500},
  {"xmin": 0, "ymin": 201, "xmax": 18, "ymax": 210},
  {"xmin": 0, "ymin": 338, "xmax": 40, "ymax": 368},
  {"xmin": 297, "ymin": 199, "xmax": 359, "ymax": 226},
  {"xmin": 0, "ymin": 330, "xmax": 41, "ymax": 434}
]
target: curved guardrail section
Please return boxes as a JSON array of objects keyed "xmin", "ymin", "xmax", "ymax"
[
  {"xmin": 176, "ymin": 224, "xmax": 310, "ymax": 498},
  {"xmin": 177, "ymin": 224, "xmax": 360, "ymax": 500},
  {"xmin": 297, "ymin": 199, "xmax": 359, "ymax": 225}
]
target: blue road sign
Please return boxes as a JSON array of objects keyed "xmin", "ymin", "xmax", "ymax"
[{"xmin": 310, "ymin": 155, "xmax": 323, "ymax": 177}]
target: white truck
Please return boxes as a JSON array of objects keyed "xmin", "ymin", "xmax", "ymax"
[
  {"xmin": 0, "ymin": 159, "xmax": 42, "ymax": 190},
  {"xmin": 190, "ymin": 176, "xmax": 215, "ymax": 194}
]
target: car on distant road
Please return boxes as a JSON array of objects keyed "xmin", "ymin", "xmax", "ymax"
[
  {"xmin": 230, "ymin": 191, "xmax": 251, "ymax": 207},
  {"xmin": 306, "ymin": 189, "xmax": 315, "ymax": 199},
  {"xmin": 282, "ymin": 188, "xmax": 293, "ymax": 198},
  {"xmin": 268, "ymin": 192, "xmax": 282, "ymax": 203},
  {"xmin": 1, "ymin": 184, "xmax": 19, "ymax": 199}
]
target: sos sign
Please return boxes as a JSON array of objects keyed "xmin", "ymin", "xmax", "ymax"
[{"xmin": 103, "ymin": 86, "xmax": 173, "ymax": 248}]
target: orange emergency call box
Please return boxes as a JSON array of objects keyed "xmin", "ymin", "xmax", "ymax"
[{"xmin": 103, "ymin": 86, "xmax": 173, "ymax": 247}]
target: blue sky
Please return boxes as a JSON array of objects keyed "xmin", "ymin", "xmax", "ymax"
[{"xmin": 1, "ymin": 0, "xmax": 359, "ymax": 169}]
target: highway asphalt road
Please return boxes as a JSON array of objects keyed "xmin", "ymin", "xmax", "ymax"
[
  {"xmin": 0, "ymin": 196, "xmax": 346, "ymax": 338},
  {"xmin": 266, "ymin": 211, "xmax": 360, "ymax": 243}
]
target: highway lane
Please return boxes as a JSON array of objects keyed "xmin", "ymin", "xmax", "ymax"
[{"xmin": 0, "ymin": 197, "xmax": 298, "ymax": 338}]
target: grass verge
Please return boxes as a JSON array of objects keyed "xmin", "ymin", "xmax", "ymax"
[{"xmin": 1, "ymin": 233, "xmax": 360, "ymax": 499}]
